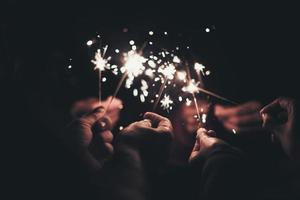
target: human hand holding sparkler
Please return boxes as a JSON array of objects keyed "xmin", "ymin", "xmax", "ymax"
[
  {"xmin": 189, "ymin": 128, "xmax": 225, "ymax": 163},
  {"xmin": 64, "ymin": 106, "xmax": 113, "ymax": 173},
  {"xmin": 70, "ymin": 96, "xmax": 123, "ymax": 128},
  {"xmin": 116, "ymin": 112, "xmax": 173, "ymax": 164}
]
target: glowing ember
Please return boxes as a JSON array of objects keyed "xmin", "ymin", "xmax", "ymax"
[
  {"xmin": 158, "ymin": 64, "xmax": 176, "ymax": 80},
  {"xmin": 194, "ymin": 62, "xmax": 205, "ymax": 75},
  {"xmin": 160, "ymin": 94, "xmax": 174, "ymax": 111},
  {"xmin": 182, "ymin": 80, "xmax": 200, "ymax": 94},
  {"xmin": 91, "ymin": 46, "xmax": 111, "ymax": 71},
  {"xmin": 186, "ymin": 98, "xmax": 192, "ymax": 106}
]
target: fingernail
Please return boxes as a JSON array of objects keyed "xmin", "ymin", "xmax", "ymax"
[{"xmin": 94, "ymin": 106, "xmax": 105, "ymax": 113}]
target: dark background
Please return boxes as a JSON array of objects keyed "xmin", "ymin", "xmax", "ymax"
[{"xmin": 1, "ymin": 0, "xmax": 299, "ymax": 199}]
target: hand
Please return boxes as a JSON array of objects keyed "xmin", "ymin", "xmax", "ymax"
[
  {"xmin": 65, "ymin": 106, "xmax": 113, "ymax": 171},
  {"xmin": 70, "ymin": 96, "xmax": 123, "ymax": 128},
  {"xmin": 189, "ymin": 128, "xmax": 224, "ymax": 162},
  {"xmin": 117, "ymin": 112, "xmax": 173, "ymax": 163},
  {"xmin": 214, "ymin": 101, "xmax": 263, "ymax": 133},
  {"xmin": 260, "ymin": 97, "xmax": 298, "ymax": 159}
]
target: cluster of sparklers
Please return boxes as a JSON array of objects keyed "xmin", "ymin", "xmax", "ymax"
[{"xmin": 83, "ymin": 30, "xmax": 236, "ymax": 125}]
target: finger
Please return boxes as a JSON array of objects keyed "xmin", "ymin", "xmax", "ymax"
[
  {"xmin": 262, "ymin": 112, "xmax": 288, "ymax": 128},
  {"xmin": 94, "ymin": 116, "xmax": 113, "ymax": 131},
  {"xmin": 260, "ymin": 99, "xmax": 282, "ymax": 115},
  {"xmin": 98, "ymin": 130, "xmax": 114, "ymax": 143},
  {"xmin": 135, "ymin": 119, "xmax": 152, "ymax": 128},
  {"xmin": 227, "ymin": 112, "xmax": 262, "ymax": 127},
  {"xmin": 223, "ymin": 121, "xmax": 263, "ymax": 133},
  {"xmin": 207, "ymin": 130, "xmax": 217, "ymax": 137},
  {"xmin": 144, "ymin": 112, "xmax": 172, "ymax": 131},
  {"xmin": 79, "ymin": 106, "xmax": 105, "ymax": 126},
  {"xmin": 215, "ymin": 101, "xmax": 262, "ymax": 118},
  {"xmin": 196, "ymin": 128, "xmax": 208, "ymax": 139}
]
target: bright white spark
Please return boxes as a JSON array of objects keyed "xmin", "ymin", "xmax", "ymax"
[
  {"xmin": 68, "ymin": 65, "xmax": 72, "ymax": 69},
  {"xmin": 123, "ymin": 50, "xmax": 147, "ymax": 77},
  {"xmin": 182, "ymin": 80, "xmax": 200, "ymax": 94},
  {"xmin": 86, "ymin": 40, "xmax": 93, "ymax": 46},
  {"xmin": 176, "ymin": 71, "xmax": 187, "ymax": 81},
  {"xmin": 140, "ymin": 94, "xmax": 145, "ymax": 102},
  {"xmin": 202, "ymin": 114, "xmax": 207, "ymax": 124},
  {"xmin": 160, "ymin": 94, "xmax": 174, "ymax": 111},
  {"xmin": 149, "ymin": 31, "xmax": 154, "ymax": 35},
  {"xmin": 164, "ymin": 31, "xmax": 168, "ymax": 35},
  {"xmin": 185, "ymin": 98, "xmax": 192, "ymax": 106},
  {"xmin": 178, "ymin": 96, "xmax": 183, "ymax": 102},
  {"xmin": 133, "ymin": 89, "xmax": 138, "ymax": 96},
  {"xmin": 129, "ymin": 40, "xmax": 135, "ymax": 45},
  {"xmin": 145, "ymin": 68, "xmax": 155, "ymax": 78},
  {"xmin": 141, "ymin": 79, "xmax": 149, "ymax": 97},
  {"xmin": 102, "ymin": 77, "xmax": 107, "ymax": 82},
  {"xmin": 115, "ymin": 49, "xmax": 120, "ymax": 53},
  {"xmin": 205, "ymin": 70, "xmax": 211, "ymax": 76},
  {"xmin": 205, "ymin": 28, "xmax": 210, "ymax": 32},
  {"xmin": 232, "ymin": 129, "xmax": 237, "ymax": 134},
  {"xmin": 148, "ymin": 60, "xmax": 156, "ymax": 68},
  {"xmin": 173, "ymin": 56, "xmax": 181, "ymax": 63},
  {"xmin": 91, "ymin": 47, "xmax": 110, "ymax": 71},
  {"xmin": 158, "ymin": 64, "xmax": 176, "ymax": 80},
  {"xmin": 194, "ymin": 62, "xmax": 205, "ymax": 75}
]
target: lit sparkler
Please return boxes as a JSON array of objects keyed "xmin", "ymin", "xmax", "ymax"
[
  {"xmin": 91, "ymin": 45, "xmax": 111, "ymax": 103},
  {"xmin": 107, "ymin": 49, "xmax": 147, "ymax": 110},
  {"xmin": 153, "ymin": 63, "xmax": 177, "ymax": 110},
  {"xmin": 160, "ymin": 94, "xmax": 174, "ymax": 112}
]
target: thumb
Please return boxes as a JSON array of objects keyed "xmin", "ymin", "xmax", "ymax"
[{"xmin": 80, "ymin": 106, "xmax": 106, "ymax": 126}]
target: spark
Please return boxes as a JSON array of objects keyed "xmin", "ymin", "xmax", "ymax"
[
  {"xmin": 205, "ymin": 28, "xmax": 210, "ymax": 33},
  {"xmin": 202, "ymin": 114, "xmax": 207, "ymax": 124},
  {"xmin": 91, "ymin": 46, "xmax": 111, "ymax": 71},
  {"xmin": 178, "ymin": 96, "xmax": 183, "ymax": 102},
  {"xmin": 186, "ymin": 98, "xmax": 192, "ymax": 106},
  {"xmin": 148, "ymin": 60, "xmax": 156, "ymax": 68},
  {"xmin": 194, "ymin": 62, "xmax": 205, "ymax": 75},
  {"xmin": 68, "ymin": 65, "xmax": 72, "ymax": 69},
  {"xmin": 102, "ymin": 77, "xmax": 107, "ymax": 82},
  {"xmin": 182, "ymin": 80, "xmax": 200, "ymax": 93},
  {"xmin": 122, "ymin": 50, "xmax": 147, "ymax": 77},
  {"xmin": 149, "ymin": 31, "xmax": 154, "ymax": 35},
  {"xmin": 140, "ymin": 94, "xmax": 145, "ymax": 102},
  {"xmin": 160, "ymin": 94, "xmax": 174, "ymax": 111},
  {"xmin": 176, "ymin": 71, "xmax": 187, "ymax": 81},
  {"xmin": 158, "ymin": 64, "xmax": 176, "ymax": 80},
  {"xmin": 115, "ymin": 49, "xmax": 120, "ymax": 53},
  {"xmin": 232, "ymin": 129, "xmax": 237, "ymax": 134},
  {"xmin": 205, "ymin": 70, "xmax": 211, "ymax": 76},
  {"xmin": 164, "ymin": 31, "xmax": 168, "ymax": 35},
  {"xmin": 91, "ymin": 45, "xmax": 110, "ymax": 103},
  {"xmin": 129, "ymin": 40, "xmax": 135, "ymax": 45},
  {"xmin": 119, "ymin": 126, "xmax": 124, "ymax": 130},
  {"xmin": 86, "ymin": 40, "xmax": 93, "ymax": 46},
  {"xmin": 133, "ymin": 89, "xmax": 138, "ymax": 96},
  {"xmin": 173, "ymin": 56, "xmax": 181, "ymax": 63}
]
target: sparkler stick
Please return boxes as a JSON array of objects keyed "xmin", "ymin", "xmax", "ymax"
[
  {"xmin": 197, "ymin": 87, "xmax": 238, "ymax": 105},
  {"xmin": 106, "ymin": 72, "xmax": 128, "ymax": 111},
  {"xmin": 184, "ymin": 63, "xmax": 202, "ymax": 123},
  {"xmin": 153, "ymin": 76, "xmax": 167, "ymax": 111}
]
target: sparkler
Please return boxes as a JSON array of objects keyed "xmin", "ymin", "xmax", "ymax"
[
  {"xmin": 106, "ymin": 49, "xmax": 147, "ymax": 110},
  {"xmin": 153, "ymin": 63, "xmax": 176, "ymax": 110},
  {"xmin": 91, "ymin": 45, "xmax": 111, "ymax": 103}
]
